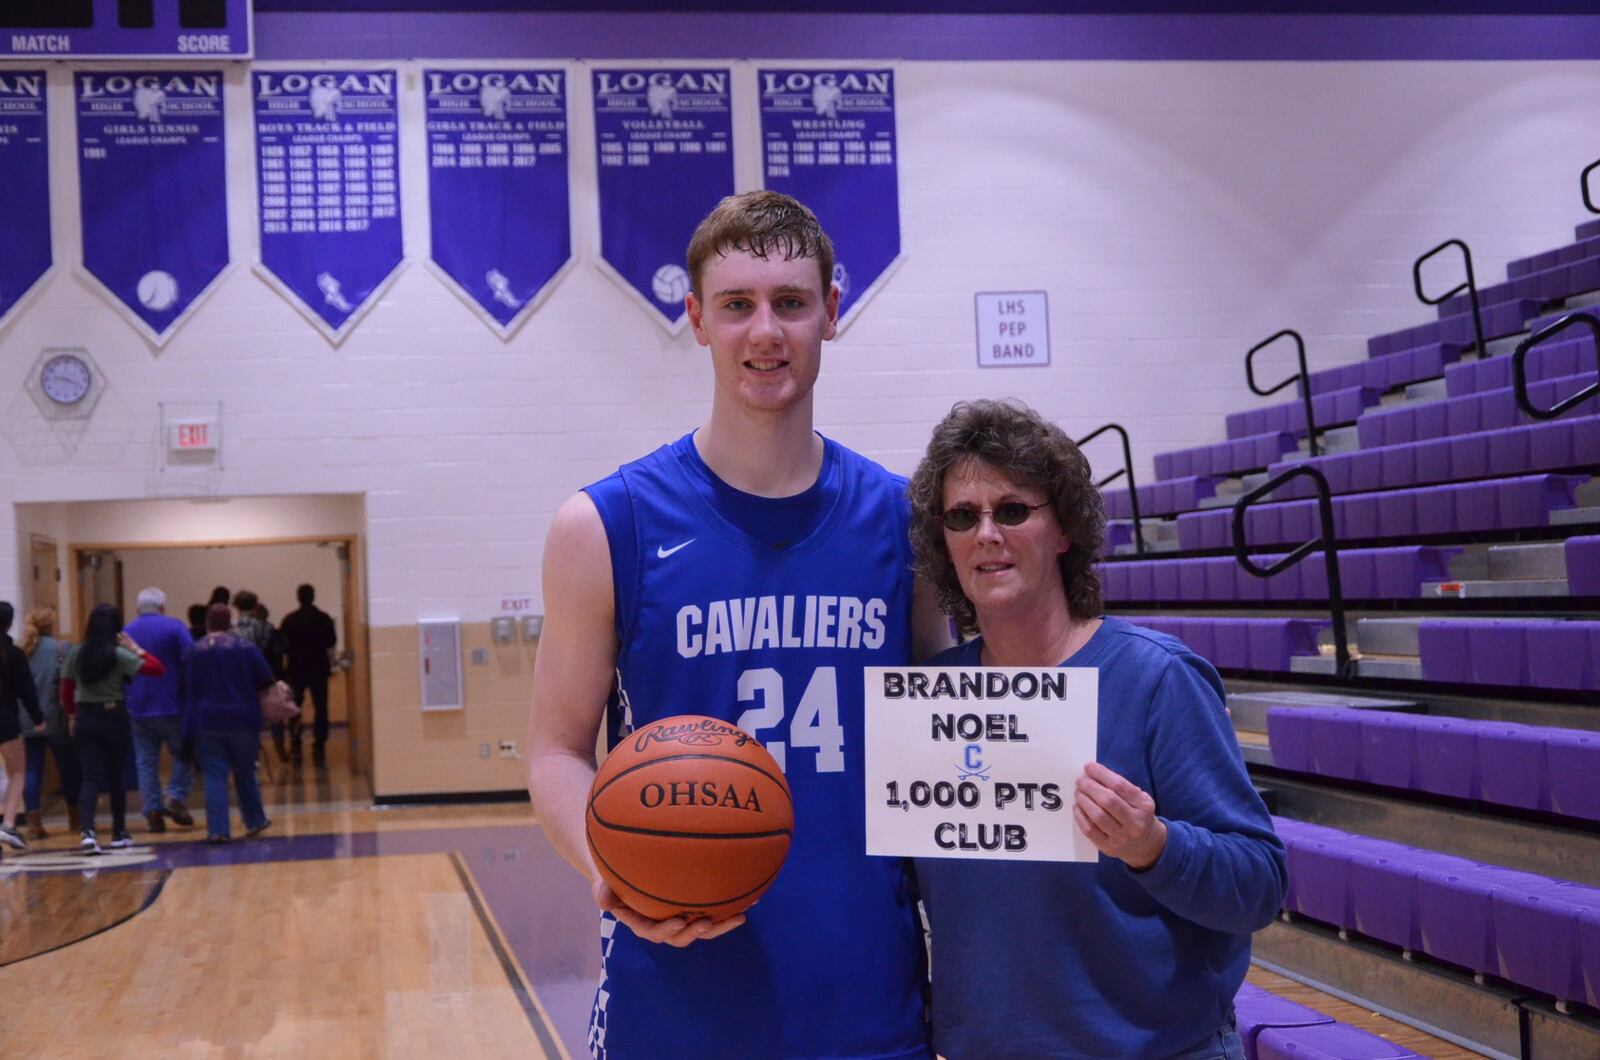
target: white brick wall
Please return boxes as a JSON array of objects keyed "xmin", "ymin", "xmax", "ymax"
[{"xmin": 5, "ymin": 60, "xmax": 1599, "ymax": 625}]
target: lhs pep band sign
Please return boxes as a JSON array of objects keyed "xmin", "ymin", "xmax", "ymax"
[{"xmin": 864, "ymin": 667, "xmax": 1099, "ymax": 862}]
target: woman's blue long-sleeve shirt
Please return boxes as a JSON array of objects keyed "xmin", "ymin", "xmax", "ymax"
[{"xmin": 914, "ymin": 616, "xmax": 1287, "ymax": 1059}]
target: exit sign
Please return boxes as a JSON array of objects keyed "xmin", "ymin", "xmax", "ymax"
[{"xmin": 169, "ymin": 419, "xmax": 215, "ymax": 450}]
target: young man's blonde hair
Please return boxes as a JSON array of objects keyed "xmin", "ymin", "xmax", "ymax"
[{"xmin": 685, "ymin": 190, "xmax": 835, "ymax": 298}]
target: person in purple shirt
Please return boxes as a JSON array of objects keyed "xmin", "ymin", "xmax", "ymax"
[
  {"xmin": 183, "ymin": 604, "xmax": 274, "ymax": 842},
  {"xmin": 124, "ymin": 587, "xmax": 195, "ymax": 832}
]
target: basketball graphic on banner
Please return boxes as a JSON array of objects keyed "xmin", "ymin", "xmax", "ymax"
[
  {"xmin": 652, "ymin": 264, "xmax": 690, "ymax": 304},
  {"xmin": 136, "ymin": 270, "xmax": 180, "ymax": 311}
]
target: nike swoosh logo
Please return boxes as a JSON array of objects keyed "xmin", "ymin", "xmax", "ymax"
[{"xmin": 656, "ymin": 539, "xmax": 696, "ymax": 559}]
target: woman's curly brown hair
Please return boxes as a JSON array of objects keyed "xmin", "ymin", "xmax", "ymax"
[{"xmin": 909, "ymin": 399, "xmax": 1105, "ymax": 637}]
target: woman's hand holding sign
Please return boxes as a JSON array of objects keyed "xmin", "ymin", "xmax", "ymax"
[{"xmin": 1073, "ymin": 761, "xmax": 1168, "ymax": 871}]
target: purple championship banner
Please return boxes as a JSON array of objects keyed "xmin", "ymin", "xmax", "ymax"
[
  {"xmin": 759, "ymin": 68, "xmax": 901, "ymax": 330},
  {"xmin": 424, "ymin": 68, "xmax": 572, "ymax": 338},
  {"xmin": 0, "ymin": 70, "xmax": 52, "ymax": 333},
  {"xmin": 76, "ymin": 70, "xmax": 230, "ymax": 347},
  {"xmin": 592, "ymin": 67, "xmax": 733, "ymax": 334},
  {"xmin": 0, "ymin": 0, "xmax": 252, "ymax": 60},
  {"xmin": 253, "ymin": 68, "xmax": 404, "ymax": 343}
]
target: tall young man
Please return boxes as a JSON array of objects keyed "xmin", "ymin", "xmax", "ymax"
[{"xmin": 528, "ymin": 192, "xmax": 945, "ymax": 1058}]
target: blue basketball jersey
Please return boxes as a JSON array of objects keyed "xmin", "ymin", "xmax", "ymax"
[{"xmin": 583, "ymin": 432, "xmax": 931, "ymax": 1060}]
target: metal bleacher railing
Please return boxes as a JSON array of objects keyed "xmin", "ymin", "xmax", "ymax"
[
  {"xmin": 1245, "ymin": 328, "xmax": 1320, "ymax": 458},
  {"xmin": 1513, "ymin": 309, "xmax": 1600, "ymax": 420},
  {"xmin": 1583, "ymin": 156, "xmax": 1600, "ymax": 215},
  {"xmin": 1077, "ymin": 421, "xmax": 1145, "ymax": 555},
  {"xmin": 1231, "ymin": 464, "xmax": 1353, "ymax": 677},
  {"xmin": 1413, "ymin": 237, "xmax": 1488, "ymax": 360}
]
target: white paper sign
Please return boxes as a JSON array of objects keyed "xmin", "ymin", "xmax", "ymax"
[
  {"xmin": 865, "ymin": 666, "xmax": 1098, "ymax": 862},
  {"xmin": 974, "ymin": 290, "xmax": 1050, "ymax": 367}
]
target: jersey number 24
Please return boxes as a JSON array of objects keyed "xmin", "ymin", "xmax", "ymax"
[{"xmin": 735, "ymin": 667, "xmax": 844, "ymax": 774}]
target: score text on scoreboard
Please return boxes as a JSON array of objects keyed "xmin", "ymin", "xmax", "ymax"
[{"xmin": 1, "ymin": 1, "xmax": 252, "ymax": 60}]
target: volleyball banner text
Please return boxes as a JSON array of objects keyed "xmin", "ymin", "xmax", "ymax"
[{"xmin": 864, "ymin": 666, "xmax": 1099, "ymax": 862}]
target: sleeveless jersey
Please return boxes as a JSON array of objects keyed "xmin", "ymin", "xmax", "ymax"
[{"xmin": 583, "ymin": 433, "xmax": 930, "ymax": 1060}]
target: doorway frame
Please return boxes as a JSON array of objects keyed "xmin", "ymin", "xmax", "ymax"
[{"xmin": 65, "ymin": 533, "xmax": 373, "ymax": 783}]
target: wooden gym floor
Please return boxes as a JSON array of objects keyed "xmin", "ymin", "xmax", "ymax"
[{"xmin": 0, "ymin": 731, "xmax": 1479, "ymax": 1059}]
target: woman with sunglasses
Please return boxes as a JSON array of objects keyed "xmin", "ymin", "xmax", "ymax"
[{"xmin": 906, "ymin": 399, "xmax": 1285, "ymax": 1060}]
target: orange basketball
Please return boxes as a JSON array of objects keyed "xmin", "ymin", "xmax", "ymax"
[{"xmin": 586, "ymin": 715, "xmax": 793, "ymax": 921}]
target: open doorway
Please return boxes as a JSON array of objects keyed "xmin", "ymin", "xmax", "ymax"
[
  {"xmin": 15, "ymin": 494, "xmax": 371, "ymax": 787},
  {"xmin": 68, "ymin": 536, "xmax": 367, "ymax": 782}
]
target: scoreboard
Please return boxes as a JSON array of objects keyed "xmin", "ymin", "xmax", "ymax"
[{"xmin": 0, "ymin": 1, "xmax": 252, "ymax": 59}]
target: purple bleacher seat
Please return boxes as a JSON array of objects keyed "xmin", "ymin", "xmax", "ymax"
[
  {"xmin": 1204, "ymin": 557, "xmax": 1235, "ymax": 601},
  {"xmin": 1375, "ymin": 491, "xmax": 1417, "ymax": 538},
  {"xmin": 1524, "ymin": 619, "xmax": 1595, "ymax": 692},
  {"xmin": 1417, "ymin": 621, "xmax": 1470, "ymax": 682},
  {"xmin": 1248, "ymin": 618, "xmax": 1325, "ymax": 672},
  {"xmin": 1475, "ymin": 724, "xmax": 1548, "ymax": 812},
  {"xmin": 1448, "ymin": 433, "xmax": 1491, "ymax": 480},
  {"xmin": 1417, "ymin": 862, "xmax": 1503, "ymax": 973},
  {"xmin": 1526, "ymin": 419, "xmax": 1576, "ymax": 470},
  {"xmin": 1466, "ymin": 621, "xmax": 1528, "ymax": 687},
  {"xmin": 1177, "ymin": 558, "xmax": 1208, "ymax": 602},
  {"xmin": 1255, "ymin": 1022, "xmax": 1423, "ymax": 1059},
  {"xmin": 1487, "ymin": 427, "xmax": 1533, "ymax": 475},
  {"xmin": 1577, "ymin": 417, "xmax": 1600, "ymax": 464},
  {"xmin": 1179, "ymin": 616, "xmax": 1217, "ymax": 661},
  {"xmin": 1410, "ymin": 716, "xmax": 1479, "ymax": 799},
  {"xmin": 1412, "ymin": 485, "xmax": 1456, "ymax": 536},
  {"xmin": 1233, "ymin": 990, "xmax": 1333, "ymax": 1060},
  {"xmin": 1567, "ymin": 535, "xmax": 1600, "ymax": 596},
  {"xmin": 1126, "ymin": 561, "xmax": 1154, "ymax": 600},
  {"xmin": 1308, "ymin": 710, "xmax": 1363, "ymax": 781},
  {"xmin": 1580, "ymin": 904, "xmax": 1600, "ymax": 1009},
  {"xmin": 1491, "ymin": 883, "xmax": 1589, "ymax": 1002},
  {"xmin": 1579, "ymin": 218, "xmax": 1600, "ymax": 241},
  {"xmin": 1413, "ymin": 438, "xmax": 1451, "ymax": 484},
  {"xmin": 1350, "ymin": 494, "xmax": 1385, "ymax": 540},
  {"xmin": 1546, "ymin": 732, "xmax": 1600, "ymax": 821},
  {"xmin": 1152, "ymin": 560, "xmax": 1181, "ymax": 601},
  {"xmin": 1451, "ymin": 480, "xmax": 1499, "ymax": 532},
  {"xmin": 1286, "ymin": 836, "xmax": 1353, "ymax": 926},
  {"xmin": 1348, "ymin": 846, "xmax": 1425, "ymax": 951},
  {"xmin": 1280, "ymin": 501, "xmax": 1316, "ymax": 544},
  {"xmin": 1358, "ymin": 712, "xmax": 1417, "ymax": 789},
  {"xmin": 1215, "ymin": 620, "xmax": 1253, "ymax": 670},
  {"xmin": 1266, "ymin": 708, "xmax": 1314, "ymax": 772},
  {"xmin": 1349, "ymin": 450, "xmax": 1384, "ymax": 492}
]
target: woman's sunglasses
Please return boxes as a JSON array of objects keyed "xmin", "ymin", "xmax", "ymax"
[{"xmin": 937, "ymin": 501, "xmax": 1051, "ymax": 533}]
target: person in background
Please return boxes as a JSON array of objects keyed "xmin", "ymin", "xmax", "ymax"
[
  {"xmin": 232, "ymin": 590, "xmax": 272, "ymax": 657},
  {"xmin": 18, "ymin": 607, "xmax": 80, "ymax": 840},
  {"xmin": 184, "ymin": 604, "xmax": 273, "ymax": 843},
  {"xmin": 187, "ymin": 604, "xmax": 208, "ymax": 641},
  {"xmin": 279, "ymin": 583, "xmax": 337, "ymax": 767},
  {"xmin": 124, "ymin": 587, "xmax": 196, "ymax": 833},
  {"xmin": 0, "ymin": 601, "xmax": 44, "ymax": 853},
  {"xmin": 906, "ymin": 399, "xmax": 1286, "ymax": 1059},
  {"xmin": 62, "ymin": 604, "xmax": 167, "ymax": 854},
  {"xmin": 208, "ymin": 586, "xmax": 231, "ymax": 608}
]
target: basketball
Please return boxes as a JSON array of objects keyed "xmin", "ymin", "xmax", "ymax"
[
  {"xmin": 651, "ymin": 263, "xmax": 691, "ymax": 304},
  {"xmin": 586, "ymin": 715, "xmax": 793, "ymax": 921}
]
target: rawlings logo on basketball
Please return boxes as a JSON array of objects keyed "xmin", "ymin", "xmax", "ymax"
[{"xmin": 632, "ymin": 718, "xmax": 751, "ymax": 752}]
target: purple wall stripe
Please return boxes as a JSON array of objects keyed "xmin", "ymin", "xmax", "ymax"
[{"xmin": 256, "ymin": 13, "xmax": 1600, "ymax": 62}]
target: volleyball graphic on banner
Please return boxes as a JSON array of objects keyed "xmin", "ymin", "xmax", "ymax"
[{"xmin": 652, "ymin": 264, "xmax": 690, "ymax": 304}]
